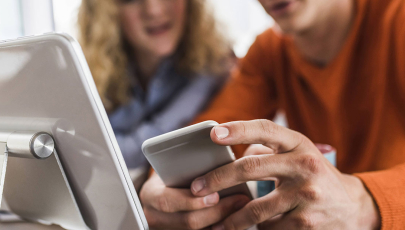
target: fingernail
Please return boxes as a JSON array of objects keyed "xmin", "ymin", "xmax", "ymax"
[
  {"xmin": 204, "ymin": 193, "xmax": 218, "ymax": 206},
  {"xmin": 212, "ymin": 224, "xmax": 225, "ymax": 230},
  {"xmin": 192, "ymin": 178, "xmax": 206, "ymax": 193},
  {"xmin": 215, "ymin": 126, "xmax": 229, "ymax": 139}
]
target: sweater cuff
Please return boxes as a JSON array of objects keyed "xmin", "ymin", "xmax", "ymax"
[{"xmin": 355, "ymin": 165, "xmax": 405, "ymax": 230}]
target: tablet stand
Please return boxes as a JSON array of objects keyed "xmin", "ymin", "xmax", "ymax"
[{"xmin": 0, "ymin": 131, "xmax": 89, "ymax": 230}]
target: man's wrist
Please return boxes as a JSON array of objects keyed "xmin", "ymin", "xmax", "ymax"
[{"xmin": 344, "ymin": 174, "xmax": 381, "ymax": 230}]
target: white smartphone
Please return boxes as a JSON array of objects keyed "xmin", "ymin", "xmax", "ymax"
[{"xmin": 142, "ymin": 121, "xmax": 252, "ymax": 199}]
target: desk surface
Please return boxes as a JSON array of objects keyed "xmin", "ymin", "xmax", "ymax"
[{"xmin": 0, "ymin": 222, "xmax": 63, "ymax": 229}]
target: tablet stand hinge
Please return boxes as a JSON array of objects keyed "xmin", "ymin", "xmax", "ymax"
[
  {"xmin": 0, "ymin": 131, "xmax": 54, "ymax": 207},
  {"xmin": 0, "ymin": 131, "xmax": 89, "ymax": 230}
]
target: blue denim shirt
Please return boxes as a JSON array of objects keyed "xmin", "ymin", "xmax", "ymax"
[{"xmin": 108, "ymin": 59, "xmax": 222, "ymax": 169}]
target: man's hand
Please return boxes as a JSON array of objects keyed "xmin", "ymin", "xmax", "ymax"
[
  {"xmin": 190, "ymin": 120, "xmax": 381, "ymax": 230},
  {"xmin": 140, "ymin": 173, "xmax": 250, "ymax": 229}
]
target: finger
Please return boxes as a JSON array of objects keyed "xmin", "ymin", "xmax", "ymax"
[
  {"xmin": 149, "ymin": 188, "xmax": 220, "ymax": 213},
  {"xmin": 212, "ymin": 191, "xmax": 297, "ymax": 230},
  {"xmin": 145, "ymin": 195, "xmax": 250, "ymax": 230},
  {"xmin": 244, "ymin": 144, "xmax": 275, "ymax": 156},
  {"xmin": 142, "ymin": 175, "xmax": 220, "ymax": 212},
  {"xmin": 211, "ymin": 120, "xmax": 306, "ymax": 154},
  {"xmin": 257, "ymin": 215, "xmax": 302, "ymax": 230},
  {"xmin": 152, "ymin": 189, "xmax": 220, "ymax": 213},
  {"xmin": 191, "ymin": 154, "xmax": 297, "ymax": 196},
  {"xmin": 256, "ymin": 214, "xmax": 284, "ymax": 229}
]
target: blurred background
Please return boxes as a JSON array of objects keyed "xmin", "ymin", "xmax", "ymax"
[
  {"xmin": 0, "ymin": 0, "xmax": 274, "ymax": 58},
  {"xmin": 0, "ymin": 0, "xmax": 287, "ymax": 127}
]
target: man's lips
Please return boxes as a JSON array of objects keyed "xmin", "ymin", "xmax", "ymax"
[
  {"xmin": 269, "ymin": 0, "xmax": 296, "ymax": 15},
  {"xmin": 273, "ymin": 1, "xmax": 291, "ymax": 10},
  {"xmin": 146, "ymin": 22, "xmax": 172, "ymax": 36}
]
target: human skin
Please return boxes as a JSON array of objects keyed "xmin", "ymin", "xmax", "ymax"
[
  {"xmin": 258, "ymin": 0, "xmax": 354, "ymax": 65},
  {"xmin": 118, "ymin": 0, "xmax": 187, "ymax": 84},
  {"xmin": 139, "ymin": 0, "xmax": 380, "ymax": 229},
  {"xmin": 191, "ymin": 120, "xmax": 380, "ymax": 230},
  {"xmin": 140, "ymin": 174, "xmax": 250, "ymax": 229}
]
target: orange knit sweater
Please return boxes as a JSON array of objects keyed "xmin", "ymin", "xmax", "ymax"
[{"xmin": 194, "ymin": 0, "xmax": 405, "ymax": 228}]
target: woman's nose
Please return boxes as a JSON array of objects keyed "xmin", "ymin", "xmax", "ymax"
[{"xmin": 144, "ymin": 0, "xmax": 165, "ymax": 18}]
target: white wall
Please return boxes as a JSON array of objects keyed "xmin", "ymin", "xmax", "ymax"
[
  {"xmin": 0, "ymin": 0, "xmax": 54, "ymax": 40},
  {"xmin": 52, "ymin": 0, "xmax": 82, "ymax": 38},
  {"xmin": 0, "ymin": 0, "xmax": 23, "ymax": 40},
  {"xmin": 207, "ymin": 0, "xmax": 274, "ymax": 57},
  {"xmin": 20, "ymin": 0, "xmax": 54, "ymax": 36}
]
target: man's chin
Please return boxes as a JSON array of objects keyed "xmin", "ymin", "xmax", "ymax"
[
  {"xmin": 275, "ymin": 21, "xmax": 301, "ymax": 35},
  {"xmin": 274, "ymin": 16, "xmax": 309, "ymax": 35}
]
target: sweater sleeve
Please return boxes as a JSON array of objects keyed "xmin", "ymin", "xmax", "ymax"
[
  {"xmin": 356, "ymin": 4, "xmax": 405, "ymax": 229},
  {"xmin": 193, "ymin": 31, "xmax": 279, "ymax": 158},
  {"xmin": 355, "ymin": 165, "xmax": 405, "ymax": 230}
]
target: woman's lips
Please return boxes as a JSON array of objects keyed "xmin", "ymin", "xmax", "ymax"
[{"xmin": 146, "ymin": 22, "xmax": 172, "ymax": 36}]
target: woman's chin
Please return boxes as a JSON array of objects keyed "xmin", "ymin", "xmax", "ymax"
[{"xmin": 149, "ymin": 45, "xmax": 177, "ymax": 59}]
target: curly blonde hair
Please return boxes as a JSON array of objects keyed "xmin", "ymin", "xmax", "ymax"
[{"xmin": 78, "ymin": 0, "xmax": 231, "ymax": 112}]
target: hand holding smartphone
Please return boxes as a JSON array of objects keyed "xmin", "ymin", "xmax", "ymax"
[{"xmin": 142, "ymin": 121, "xmax": 253, "ymax": 199}]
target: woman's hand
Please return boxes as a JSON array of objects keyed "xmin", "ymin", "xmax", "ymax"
[
  {"xmin": 140, "ymin": 173, "xmax": 250, "ymax": 230},
  {"xmin": 190, "ymin": 120, "xmax": 381, "ymax": 230}
]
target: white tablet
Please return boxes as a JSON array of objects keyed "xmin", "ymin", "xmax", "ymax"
[{"xmin": 0, "ymin": 33, "xmax": 148, "ymax": 230}]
